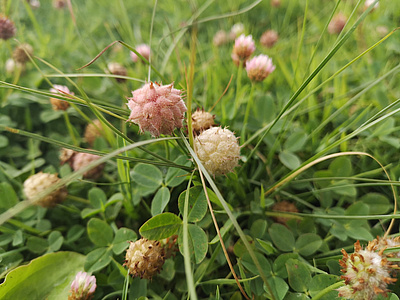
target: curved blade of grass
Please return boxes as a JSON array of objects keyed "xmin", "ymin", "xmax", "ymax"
[
  {"xmin": 179, "ymin": 130, "xmax": 275, "ymax": 300},
  {"xmin": 0, "ymin": 125, "xmax": 191, "ymax": 171},
  {"xmin": 0, "ymin": 136, "xmax": 181, "ymax": 225},
  {"xmin": 45, "ymin": 73, "xmax": 145, "ymax": 83},
  {"xmin": 242, "ymin": 2, "xmax": 381, "ymax": 163},
  {"xmin": 182, "ymin": 172, "xmax": 197, "ymax": 300}
]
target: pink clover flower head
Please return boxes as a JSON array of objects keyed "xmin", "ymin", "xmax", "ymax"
[
  {"xmin": 245, "ymin": 54, "xmax": 276, "ymax": 82},
  {"xmin": 130, "ymin": 44, "xmax": 151, "ymax": 63},
  {"xmin": 127, "ymin": 82, "xmax": 187, "ymax": 137},
  {"xmin": 232, "ymin": 34, "xmax": 255, "ymax": 66},
  {"xmin": 328, "ymin": 13, "xmax": 347, "ymax": 35},
  {"xmin": 69, "ymin": 271, "xmax": 96, "ymax": 300},
  {"xmin": 365, "ymin": 0, "xmax": 379, "ymax": 10}
]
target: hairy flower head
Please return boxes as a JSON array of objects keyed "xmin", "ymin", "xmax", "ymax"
[
  {"xmin": 245, "ymin": 54, "xmax": 275, "ymax": 82},
  {"xmin": 68, "ymin": 271, "xmax": 96, "ymax": 300},
  {"xmin": 130, "ymin": 44, "xmax": 151, "ymax": 63},
  {"xmin": 127, "ymin": 82, "xmax": 187, "ymax": 137},
  {"xmin": 231, "ymin": 34, "xmax": 255, "ymax": 66}
]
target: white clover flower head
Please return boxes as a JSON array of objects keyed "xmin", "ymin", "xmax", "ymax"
[
  {"xmin": 5, "ymin": 58, "xmax": 15, "ymax": 74},
  {"xmin": 130, "ymin": 44, "xmax": 151, "ymax": 63},
  {"xmin": 365, "ymin": 0, "xmax": 379, "ymax": 10},
  {"xmin": 245, "ymin": 54, "xmax": 276, "ymax": 82},
  {"xmin": 69, "ymin": 271, "xmax": 96, "ymax": 300},
  {"xmin": 191, "ymin": 108, "xmax": 215, "ymax": 133},
  {"xmin": 23, "ymin": 172, "xmax": 67, "ymax": 207},
  {"xmin": 338, "ymin": 240, "xmax": 397, "ymax": 300},
  {"xmin": 124, "ymin": 238, "xmax": 166, "ymax": 280},
  {"xmin": 232, "ymin": 34, "xmax": 255, "ymax": 66},
  {"xmin": 127, "ymin": 82, "xmax": 187, "ymax": 137},
  {"xmin": 194, "ymin": 126, "xmax": 240, "ymax": 176},
  {"xmin": 229, "ymin": 23, "xmax": 245, "ymax": 40}
]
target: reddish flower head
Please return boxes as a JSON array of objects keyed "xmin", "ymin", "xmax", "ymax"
[
  {"xmin": 245, "ymin": 54, "xmax": 276, "ymax": 82},
  {"xmin": 130, "ymin": 44, "xmax": 151, "ymax": 63},
  {"xmin": 127, "ymin": 82, "xmax": 187, "ymax": 137},
  {"xmin": 231, "ymin": 34, "xmax": 255, "ymax": 66}
]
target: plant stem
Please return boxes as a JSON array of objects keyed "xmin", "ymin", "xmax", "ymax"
[
  {"xmin": 312, "ymin": 281, "xmax": 344, "ymax": 300},
  {"xmin": 233, "ymin": 62, "xmax": 243, "ymax": 118},
  {"xmin": 241, "ymin": 82, "xmax": 255, "ymax": 140},
  {"xmin": 63, "ymin": 111, "xmax": 78, "ymax": 146}
]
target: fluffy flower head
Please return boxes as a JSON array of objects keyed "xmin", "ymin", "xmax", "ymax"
[
  {"xmin": 194, "ymin": 127, "xmax": 240, "ymax": 176},
  {"xmin": 260, "ymin": 29, "xmax": 279, "ymax": 48},
  {"xmin": 68, "ymin": 271, "xmax": 96, "ymax": 300},
  {"xmin": 12, "ymin": 43, "xmax": 33, "ymax": 64},
  {"xmin": 24, "ymin": 172, "xmax": 67, "ymax": 207},
  {"xmin": 232, "ymin": 34, "xmax": 255, "ymax": 65},
  {"xmin": 213, "ymin": 30, "xmax": 228, "ymax": 47},
  {"xmin": 338, "ymin": 240, "xmax": 397, "ymax": 300},
  {"xmin": 328, "ymin": 13, "xmax": 347, "ymax": 34},
  {"xmin": 124, "ymin": 238, "xmax": 166, "ymax": 280},
  {"xmin": 107, "ymin": 62, "xmax": 127, "ymax": 82},
  {"xmin": 50, "ymin": 85, "xmax": 74, "ymax": 111},
  {"xmin": 71, "ymin": 152, "xmax": 104, "ymax": 180},
  {"xmin": 130, "ymin": 44, "xmax": 151, "ymax": 63},
  {"xmin": 245, "ymin": 54, "xmax": 276, "ymax": 82},
  {"xmin": 127, "ymin": 82, "xmax": 187, "ymax": 137},
  {"xmin": 191, "ymin": 108, "xmax": 215, "ymax": 133},
  {"xmin": 0, "ymin": 15, "xmax": 16, "ymax": 40}
]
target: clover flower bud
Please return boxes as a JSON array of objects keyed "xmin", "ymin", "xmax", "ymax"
[
  {"xmin": 229, "ymin": 23, "xmax": 245, "ymax": 40},
  {"xmin": 71, "ymin": 152, "xmax": 104, "ymax": 180},
  {"xmin": 127, "ymin": 82, "xmax": 187, "ymax": 137},
  {"xmin": 0, "ymin": 15, "xmax": 16, "ymax": 40},
  {"xmin": 23, "ymin": 172, "xmax": 67, "ymax": 207},
  {"xmin": 213, "ymin": 30, "xmax": 228, "ymax": 47},
  {"xmin": 107, "ymin": 62, "xmax": 127, "ymax": 82},
  {"xmin": 60, "ymin": 148, "xmax": 76, "ymax": 165},
  {"xmin": 124, "ymin": 238, "xmax": 166, "ymax": 280},
  {"xmin": 245, "ymin": 54, "xmax": 275, "ymax": 82},
  {"xmin": 84, "ymin": 120, "xmax": 104, "ymax": 146},
  {"xmin": 328, "ymin": 13, "xmax": 347, "ymax": 35},
  {"xmin": 50, "ymin": 85, "xmax": 74, "ymax": 111},
  {"xmin": 12, "ymin": 43, "xmax": 33, "ymax": 64},
  {"xmin": 130, "ymin": 44, "xmax": 151, "ymax": 63},
  {"xmin": 338, "ymin": 240, "xmax": 397, "ymax": 300},
  {"xmin": 194, "ymin": 127, "xmax": 240, "ymax": 176},
  {"xmin": 260, "ymin": 29, "xmax": 279, "ymax": 48},
  {"xmin": 191, "ymin": 108, "xmax": 215, "ymax": 133},
  {"xmin": 68, "ymin": 271, "xmax": 96, "ymax": 300},
  {"xmin": 231, "ymin": 34, "xmax": 255, "ymax": 66}
]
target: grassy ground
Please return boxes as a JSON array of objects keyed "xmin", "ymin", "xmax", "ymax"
[{"xmin": 1, "ymin": 0, "xmax": 400, "ymax": 299}]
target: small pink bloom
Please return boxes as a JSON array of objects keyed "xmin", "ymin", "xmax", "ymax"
[
  {"xmin": 328, "ymin": 13, "xmax": 347, "ymax": 35},
  {"xmin": 260, "ymin": 29, "xmax": 279, "ymax": 48},
  {"xmin": 69, "ymin": 271, "xmax": 96, "ymax": 300},
  {"xmin": 127, "ymin": 82, "xmax": 187, "ymax": 137},
  {"xmin": 50, "ymin": 84, "xmax": 74, "ymax": 97},
  {"xmin": 232, "ymin": 34, "xmax": 255, "ymax": 66},
  {"xmin": 245, "ymin": 54, "xmax": 275, "ymax": 82},
  {"xmin": 130, "ymin": 44, "xmax": 151, "ymax": 63}
]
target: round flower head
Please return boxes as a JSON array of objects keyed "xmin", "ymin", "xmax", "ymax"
[
  {"xmin": 28, "ymin": 0, "xmax": 41, "ymax": 9},
  {"xmin": 191, "ymin": 108, "xmax": 215, "ymax": 133},
  {"xmin": 71, "ymin": 152, "xmax": 104, "ymax": 180},
  {"xmin": 229, "ymin": 23, "xmax": 245, "ymax": 40},
  {"xmin": 12, "ymin": 43, "xmax": 33, "ymax": 64},
  {"xmin": 328, "ymin": 13, "xmax": 347, "ymax": 35},
  {"xmin": 232, "ymin": 34, "xmax": 255, "ymax": 66},
  {"xmin": 5, "ymin": 59, "xmax": 16, "ymax": 74},
  {"xmin": 270, "ymin": 0, "xmax": 281, "ymax": 7},
  {"xmin": 60, "ymin": 148, "xmax": 76, "ymax": 165},
  {"xmin": 0, "ymin": 15, "xmax": 16, "ymax": 40},
  {"xmin": 194, "ymin": 127, "xmax": 240, "ymax": 176},
  {"xmin": 260, "ymin": 29, "xmax": 279, "ymax": 48},
  {"xmin": 130, "ymin": 44, "xmax": 151, "ymax": 63},
  {"xmin": 68, "ymin": 271, "xmax": 96, "ymax": 300},
  {"xmin": 213, "ymin": 30, "xmax": 228, "ymax": 47},
  {"xmin": 107, "ymin": 62, "xmax": 127, "ymax": 82},
  {"xmin": 50, "ymin": 85, "xmax": 74, "ymax": 111},
  {"xmin": 338, "ymin": 240, "xmax": 397, "ymax": 300},
  {"xmin": 365, "ymin": 0, "xmax": 379, "ymax": 10},
  {"xmin": 127, "ymin": 82, "xmax": 187, "ymax": 137},
  {"xmin": 84, "ymin": 119, "xmax": 104, "ymax": 146},
  {"xmin": 124, "ymin": 238, "xmax": 166, "ymax": 280},
  {"xmin": 24, "ymin": 172, "xmax": 67, "ymax": 207},
  {"xmin": 53, "ymin": 0, "xmax": 67, "ymax": 9},
  {"xmin": 245, "ymin": 54, "xmax": 276, "ymax": 82}
]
